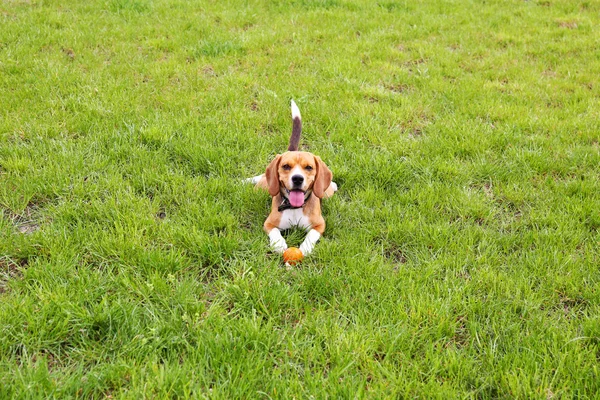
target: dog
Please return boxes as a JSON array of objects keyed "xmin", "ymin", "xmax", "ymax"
[{"xmin": 247, "ymin": 100, "xmax": 337, "ymax": 256}]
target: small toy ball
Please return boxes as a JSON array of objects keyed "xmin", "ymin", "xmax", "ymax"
[{"xmin": 283, "ymin": 247, "xmax": 304, "ymax": 266}]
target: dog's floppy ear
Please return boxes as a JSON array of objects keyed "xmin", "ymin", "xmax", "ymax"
[
  {"xmin": 265, "ymin": 155, "xmax": 282, "ymax": 196},
  {"xmin": 313, "ymin": 155, "xmax": 332, "ymax": 199}
]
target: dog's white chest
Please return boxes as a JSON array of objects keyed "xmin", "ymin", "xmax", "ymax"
[{"xmin": 278, "ymin": 208, "xmax": 311, "ymax": 231}]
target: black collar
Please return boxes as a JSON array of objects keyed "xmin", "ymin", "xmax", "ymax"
[{"xmin": 278, "ymin": 191, "xmax": 312, "ymax": 212}]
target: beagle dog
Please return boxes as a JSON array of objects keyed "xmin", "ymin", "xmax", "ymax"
[{"xmin": 248, "ymin": 100, "xmax": 337, "ymax": 256}]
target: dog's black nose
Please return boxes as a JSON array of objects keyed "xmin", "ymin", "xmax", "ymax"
[{"xmin": 291, "ymin": 175, "xmax": 304, "ymax": 186}]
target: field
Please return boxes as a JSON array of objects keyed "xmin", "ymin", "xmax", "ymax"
[{"xmin": 1, "ymin": 0, "xmax": 599, "ymax": 397}]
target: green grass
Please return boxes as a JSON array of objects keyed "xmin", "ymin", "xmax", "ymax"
[{"xmin": 1, "ymin": 0, "xmax": 599, "ymax": 397}]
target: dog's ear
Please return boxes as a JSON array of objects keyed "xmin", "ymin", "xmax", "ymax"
[
  {"xmin": 265, "ymin": 155, "xmax": 282, "ymax": 196},
  {"xmin": 313, "ymin": 155, "xmax": 332, "ymax": 199}
]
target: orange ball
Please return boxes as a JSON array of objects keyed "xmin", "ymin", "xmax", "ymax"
[{"xmin": 283, "ymin": 247, "xmax": 304, "ymax": 266}]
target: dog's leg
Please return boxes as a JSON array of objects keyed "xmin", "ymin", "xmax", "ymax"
[
  {"xmin": 324, "ymin": 182, "xmax": 338, "ymax": 198},
  {"xmin": 244, "ymin": 174, "xmax": 264, "ymax": 185},
  {"xmin": 268, "ymin": 228, "xmax": 288, "ymax": 253},
  {"xmin": 299, "ymin": 229, "xmax": 321, "ymax": 256},
  {"xmin": 245, "ymin": 174, "xmax": 270, "ymax": 191}
]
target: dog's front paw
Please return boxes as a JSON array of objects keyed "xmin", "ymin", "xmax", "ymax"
[
  {"xmin": 268, "ymin": 228, "xmax": 288, "ymax": 254},
  {"xmin": 298, "ymin": 243, "xmax": 312, "ymax": 256},
  {"xmin": 271, "ymin": 241, "xmax": 288, "ymax": 254},
  {"xmin": 299, "ymin": 229, "xmax": 321, "ymax": 256}
]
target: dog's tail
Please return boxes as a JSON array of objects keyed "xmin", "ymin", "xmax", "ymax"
[{"xmin": 288, "ymin": 100, "xmax": 302, "ymax": 151}]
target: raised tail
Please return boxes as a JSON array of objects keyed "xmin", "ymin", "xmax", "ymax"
[{"xmin": 288, "ymin": 100, "xmax": 302, "ymax": 151}]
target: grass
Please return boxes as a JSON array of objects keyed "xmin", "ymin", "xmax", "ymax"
[{"xmin": 1, "ymin": 0, "xmax": 599, "ymax": 397}]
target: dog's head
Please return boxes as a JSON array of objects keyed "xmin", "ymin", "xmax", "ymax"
[{"xmin": 265, "ymin": 151, "xmax": 332, "ymax": 207}]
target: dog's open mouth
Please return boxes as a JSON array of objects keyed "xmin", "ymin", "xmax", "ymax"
[{"xmin": 287, "ymin": 189, "xmax": 306, "ymax": 207}]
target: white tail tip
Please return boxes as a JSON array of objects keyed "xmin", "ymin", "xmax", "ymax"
[{"xmin": 291, "ymin": 99, "xmax": 301, "ymax": 120}]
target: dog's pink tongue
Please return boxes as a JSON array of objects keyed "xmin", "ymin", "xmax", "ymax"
[{"xmin": 289, "ymin": 190, "xmax": 305, "ymax": 207}]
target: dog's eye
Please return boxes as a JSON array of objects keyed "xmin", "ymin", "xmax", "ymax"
[
  {"xmin": 282, "ymin": 164, "xmax": 291, "ymax": 171},
  {"xmin": 305, "ymin": 165, "xmax": 313, "ymax": 171}
]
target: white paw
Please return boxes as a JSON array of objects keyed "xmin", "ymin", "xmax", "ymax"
[
  {"xmin": 244, "ymin": 175, "xmax": 263, "ymax": 185},
  {"xmin": 299, "ymin": 229, "xmax": 321, "ymax": 256},
  {"xmin": 298, "ymin": 243, "xmax": 312, "ymax": 256},
  {"xmin": 272, "ymin": 241, "xmax": 288, "ymax": 254},
  {"xmin": 331, "ymin": 182, "xmax": 338, "ymax": 192},
  {"xmin": 268, "ymin": 228, "xmax": 288, "ymax": 254}
]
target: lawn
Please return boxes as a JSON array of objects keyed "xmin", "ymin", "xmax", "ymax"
[{"xmin": 1, "ymin": 0, "xmax": 599, "ymax": 397}]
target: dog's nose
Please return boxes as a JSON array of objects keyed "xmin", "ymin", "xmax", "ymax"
[{"xmin": 291, "ymin": 175, "xmax": 304, "ymax": 186}]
